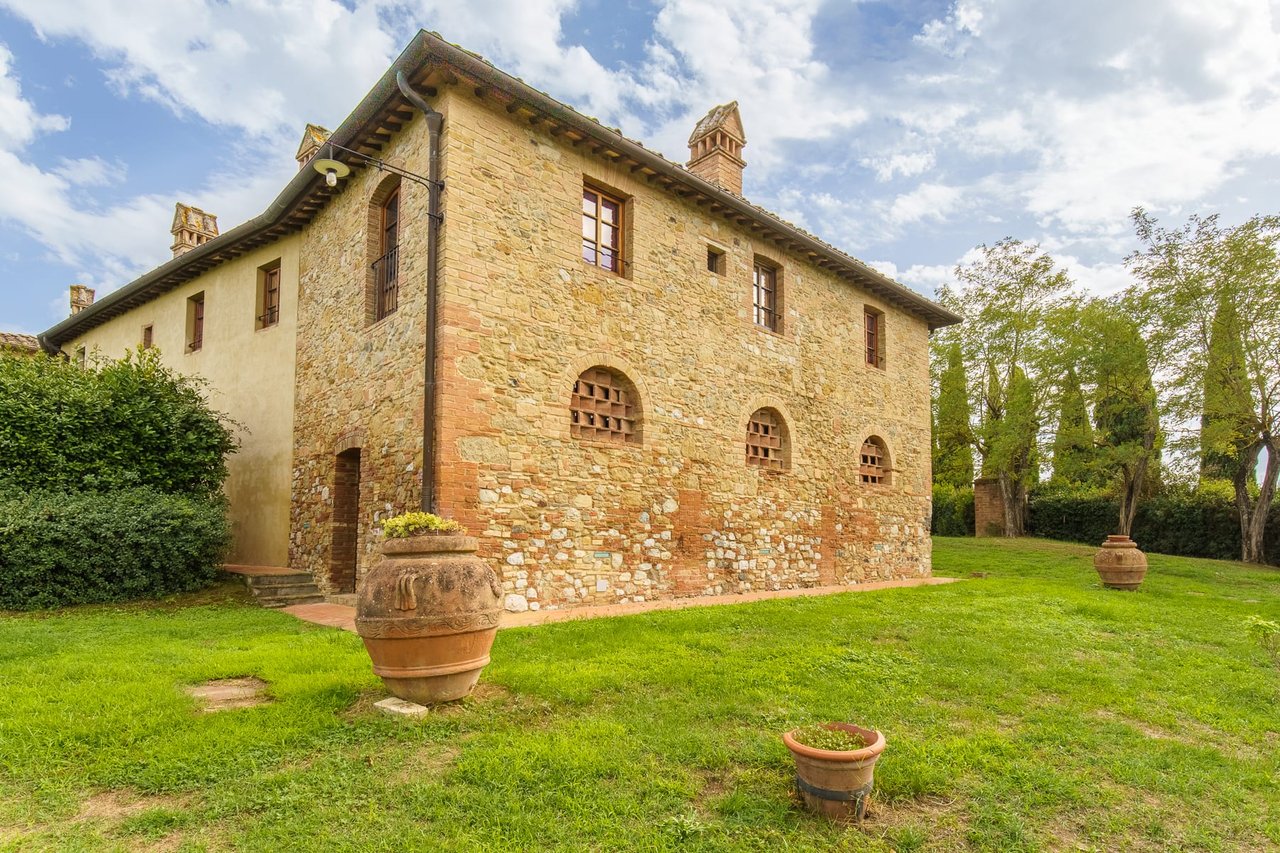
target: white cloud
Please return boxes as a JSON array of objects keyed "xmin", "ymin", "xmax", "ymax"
[
  {"xmin": 52, "ymin": 156, "xmax": 119, "ymax": 187},
  {"xmin": 0, "ymin": 43, "xmax": 67, "ymax": 151},
  {"xmin": 862, "ymin": 150, "xmax": 936, "ymax": 182},
  {"xmin": 887, "ymin": 183, "xmax": 963, "ymax": 226}
]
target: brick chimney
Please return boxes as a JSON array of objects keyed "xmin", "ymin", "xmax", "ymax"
[
  {"xmin": 687, "ymin": 101, "xmax": 747, "ymax": 196},
  {"xmin": 295, "ymin": 123, "xmax": 331, "ymax": 170},
  {"xmin": 69, "ymin": 284, "xmax": 95, "ymax": 315},
  {"xmin": 170, "ymin": 203, "xmax": 219, "ymax": 257}
]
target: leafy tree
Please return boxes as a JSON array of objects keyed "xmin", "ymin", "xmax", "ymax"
[
  {"xmin": 1049, "ymin": 367, "xmax": 1096, "ymax": 487},
  {"xmin": 1128, "ymin": 210, "xmax": 1280, "ymax": 564},
  {"xmin": 1078, "ymin": 301, "xmax": 1161, "ymax": 536},
  {"xmin": 932, "ymin": 341, "xmax": 974, "ymax": 488},
  {"xmin": 0, "ymin": 347, "xmax": 238, "ymax": 497},
  {"xmin": 938, "ymin": 239, "xmax": 1072, "ymax": 536}
]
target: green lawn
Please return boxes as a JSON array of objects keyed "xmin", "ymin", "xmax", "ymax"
[{"xmin": 1, "ymin": 538, "xmax": 1278, "ymax": 852}]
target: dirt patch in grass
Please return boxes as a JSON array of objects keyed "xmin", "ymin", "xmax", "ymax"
[
  {"xmin": 185, "ymin": 677, "xmax": 270, "ymax": 712},
  {"xmin": 862, "ymin": 794, "xmax": 968, "ymax": 851},
  {"xmin": 390, "ymin": 744, "xmax": 462, "ymax": 785},
  {"xmin": 78, "ymin": 790, "xmax": 190, "ymax": 822}
]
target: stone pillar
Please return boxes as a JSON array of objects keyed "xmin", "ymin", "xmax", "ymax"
[{"xmin": 973, "ymin": 477, "xmax": 1004, "ymax": 537}]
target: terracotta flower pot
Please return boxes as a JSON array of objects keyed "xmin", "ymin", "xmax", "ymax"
[
  {"xmin": 783, "ymin": 723, "xmax": 886, "ymax": 823},
  {"xmin": 355, "ymin": 534, "xmax": 501, "ymax": 704},
  {"xmin": 1093, "ymin": 534, "xmax": 1148, "ymax": 591}
]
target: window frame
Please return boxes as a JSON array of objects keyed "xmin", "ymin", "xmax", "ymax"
[
  {"xmin": 186, "ymin": 292, "xmax": 205, "ymax": 354},
  {"xmin": 752, "ymin": 259, "xmax": 782, "ymax": 333},
  {"xmin": 373, "ymin": 187, "xmax": 400, "ymax": 321},
  {"xmin": 865, "ymin": 306, "xmax": 885, "ymax": 369},
  {"xmin": 581, "ymin": 185, "xmax": 626, "ymax": 275},
  {"xmin": 706, "ymin": 244, "xmax": 726, "ymax": 275},
  {"xmin": 257, "ymin": 263, "xmax": 282, "ymax": 330}
]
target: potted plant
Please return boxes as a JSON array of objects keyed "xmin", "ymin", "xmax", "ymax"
[
  {"xmin": 782, "ymin": 722, "xmax": 886, "ymax": 823},
  {"xmin": 1093, "ymin": 535, "xmax": 1148, "ymax": 590},
  {"xmin": 355, "ymin": 512, "xmax": 501, "ymax": 704}
]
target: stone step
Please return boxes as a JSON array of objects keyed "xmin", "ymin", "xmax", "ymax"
[
  {"xmin": 250, "ymin": 581, "xmax": 325, "ymax": 599},
  {"xmin": 245, "ymin": 573, "xmax": 316, "ymax": 588},
  {"xmin": 259, "ymin": 594, "xmax": 326, "ymax": 609}
]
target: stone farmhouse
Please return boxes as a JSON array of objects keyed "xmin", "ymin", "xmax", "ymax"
[{"xmin": 40, "ymin": 31, "xmax": 960, "ymax": 613}]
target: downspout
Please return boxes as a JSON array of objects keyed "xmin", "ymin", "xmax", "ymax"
[{"xmin": 396, "ymin": 71, "xmax": 444, "ymax": 514}]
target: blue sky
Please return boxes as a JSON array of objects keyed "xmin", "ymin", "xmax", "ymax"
[{"xmin": 3, "ymin": 0, "xmax": 1280, "ymax": 335}]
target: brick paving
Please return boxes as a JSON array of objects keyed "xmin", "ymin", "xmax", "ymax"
[{"xmin": 281, "ymin": 576, "xmax": 960, "ymax": 635}]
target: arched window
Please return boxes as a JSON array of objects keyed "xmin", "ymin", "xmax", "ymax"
[
  {"xmin": 367, "ymin": 175, "xmax": 401, "ymax": 323},
  {"xmin": 746, "ymin": 407, "xmax": 789, "ymax": 470},
  {"xmin": 860, "ymin": 436, "xmax": 891, "ymax": 485},
  {"xmin": 570, "ymin": 367, "xmax": 640, "ymax": 444}
]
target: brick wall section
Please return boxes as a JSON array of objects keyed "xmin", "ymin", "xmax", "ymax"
[
  {"xmin": 973, "ymin": 477, "xmax": 1004, "ymax": 537},
  {"xmin": 289, "ymin": 85, "xmax": 935, "ymax": 606}
]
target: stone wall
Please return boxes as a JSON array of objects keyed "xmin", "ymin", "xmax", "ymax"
[
  {"xmin": 289, "ymin": 114, "xmax": 434, "ymax": 589},
  {"xmin": 287, "ymin": 84, "xmax": 936, "ymax": 606},
  {"xmin": 431, "ymin": 90, "xmax": 934, "ymax": 612}
]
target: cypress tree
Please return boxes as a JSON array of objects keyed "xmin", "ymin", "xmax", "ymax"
[
  {"xmin": 1050, "ymin": 367, "xmax": 1095, "ymax": 487},
  {"xmin": 933, "ymin": 342, "xmax": 975, "ymax": 488}
]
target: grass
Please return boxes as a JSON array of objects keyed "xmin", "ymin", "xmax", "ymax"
[{"xmin": 1, "ymin": 537, "xmax": 1277, "ymax": 851}]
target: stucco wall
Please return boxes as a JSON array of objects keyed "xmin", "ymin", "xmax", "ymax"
[{"xmin": 64, "ymin": 236, "xmax": 300, "ymax": 566}]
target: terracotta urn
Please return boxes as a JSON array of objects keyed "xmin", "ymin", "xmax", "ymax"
[
  {"xmin": 1093, "ymin": 534, "xmax": 1148, "ymax": 590},
  {"xmin": 355, "ymin": 534, "xmax": 501, "ymax": 704},
  {"xmin": 782, "ymin": 723, "xmax": 886, "ymax": 823}
]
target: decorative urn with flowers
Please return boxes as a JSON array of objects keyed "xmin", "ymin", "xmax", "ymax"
[{"xmin": 355, "ymin": 512, "xmax": 502, "ymax": 704}]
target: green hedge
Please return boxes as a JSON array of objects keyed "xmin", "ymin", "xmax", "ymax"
[
  {"xmin": 0, "ymin": 349, "xmax": 236, "ymax": 497},
  {"xmin": 932, "ymin": 485, "xmax": 975, "ymax": 536},
  {"xmin": 0, "ymin": 488, "xmax": 231, "ymax": 610},
  {"xmin": 1027, "ymin": 484, "xmax": 1280, "ymax": 566}
]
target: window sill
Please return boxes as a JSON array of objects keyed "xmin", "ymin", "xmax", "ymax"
[{"xmin": 580, "ymin": 259, "xmax": 629, "ymax": 281}]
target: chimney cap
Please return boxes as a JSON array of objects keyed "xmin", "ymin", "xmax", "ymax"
[
  {"xmin": 171, "ymin": 203, "xmax": 219, "ymax": 236},
  {"xmin": 295, "ymin": 123, "xmax": 331, "ymax": 163},
  {"xmin": 688, "ymin": 101, "xmax": 746, "ymax": 146}
]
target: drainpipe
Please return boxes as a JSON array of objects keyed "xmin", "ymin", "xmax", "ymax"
[{"xmin": 396, "ymin": 70, "xmax": 443, "ymax": 514}]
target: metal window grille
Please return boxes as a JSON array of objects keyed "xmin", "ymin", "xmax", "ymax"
[
  {"xmin": 746, "ymin": 409, "xmax": 785, "ymax": 469},
  {"xmin": 860, "ymin": 439, "xmax": 887, "ymax": 484},
  {"xmin": 865, "ymin": 310, "xmax": 882, "ymax": 367},
  {"xmin": 374, "ymin": 189, "xmax": 400, "ymax": 320},
  {"xmin": 570, "ymin": 367, "xmax": 637, "ymax": 443},
  {"xmin": 258, "ymin": 268, "xmax": 281, "ymax": 328},
  {"xmin": 753, "ymin": 262, "xmax": 779, "ymax": 331},
  {"xmin": 581, "ymin": 187, "xmax": 624, "ymax": 274},
  {"xmin": 372, "ymin": 245, "xmax": 399, "ymax": 319}
]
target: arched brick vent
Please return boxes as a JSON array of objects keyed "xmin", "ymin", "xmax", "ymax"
[
  {"xmin": 746, "ymin": 407, "xmax": 789, "ymax": 470},
  {"xmin": 570, "ymin": 367, "xmax": 640, "ymax": 444},
  {"xmin": 860, "ymin": 437, "xmax": 891, "ymax": 485}
]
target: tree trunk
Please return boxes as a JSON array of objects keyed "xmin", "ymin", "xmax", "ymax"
[
  {"xmin": 1117, "ymin": 427, "xmax": 1157, "ymax": 538},
  {"xmin": 1235, "ymin": 436, "xmax": 1278, "ymax": 565},
  {"xmin": 997, "ymin": 472, "xmax": 1027, "ymax": 537}
]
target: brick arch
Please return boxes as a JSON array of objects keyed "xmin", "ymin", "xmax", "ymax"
[
  {"xmin": 334, "ymin": 428, "xmax": 366, "ymax": 455},
  {"xmin": 560, "ymin": 352, "xmax": 650, "ymax": 445},
  {"xmin": 740, "ymin": 396, "xmax": 799, "ymax": 468}
]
